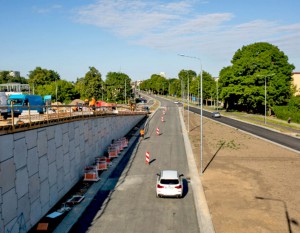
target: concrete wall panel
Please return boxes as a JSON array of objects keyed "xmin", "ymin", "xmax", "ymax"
[
  {"xmin": 0, "ymin": 158, "xmax": 16, "ymax": 193},
  {"xmin": 0, "ymin": 134, "xmax": 13, "ymax": 162},
  {"xmin": 0, "ymin": 114, "xmax": 145, "ymax": 231},
  {"xmin": 14, "ymin": 137, "xmax": 27, "ymax": 170},
  {"xmin": 15, "ymin": 167, "xmax": 29, "ymax": 199}
]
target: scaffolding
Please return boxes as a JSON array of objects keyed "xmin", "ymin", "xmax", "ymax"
[{"xmin": 0, "ymin": 83, "xmax": 30, "ymax": 93}]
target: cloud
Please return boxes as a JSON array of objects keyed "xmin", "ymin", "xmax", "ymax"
[
  {"xmin": 33, "ymin": 4, "xmax": 63, "ymax": 14},
  {"xmin": 74, "ymin": 0, "xmax": 300, "ymax": 70}
]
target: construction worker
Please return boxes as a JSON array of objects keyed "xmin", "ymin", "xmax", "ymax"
[
  {"xmin": 140, "ymin": 128, "xmax": 145, "ymax": 139},
  {"xmin": 89, "ymin": 97, "xmax": 96, "ymax": 111}
]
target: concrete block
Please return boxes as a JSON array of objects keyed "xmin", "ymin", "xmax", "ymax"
[
  {"xmin": 30, "ymin": 199, "xmax": 41, "ymax": 227},
  {"xmin": 48, "ymin": 162, "xmax": 57, "ymax": 187},
  {"xmin": 25, "ymin": 130, "xmax": 37, "ymax": 150},
  {"xmin": 62, "ymin": 132, "xmax": 70, "ymax": 155},
  {"xmin": 37, "ymin": 129, "xmax": 47, "ymax": 157},
  {"xmin": 57, "ymin": 167, "xmax": 64, "ymax": 192},
  {"xmin": 56, "ymin": 146, "xmax": 63, "ymax": 169},
  {"xmin": 0, "ymin": 213, "xmax": 3, "ymax": 233},
  {"xmin": 47, "ymin": 138, "xmax": 56, "ymax": 164},
  {"xmin": 74, "ymin": 146, "xmax": 81, "ymax": 167},
  {"xmin": 68, "ymin": 122, "xmax": 75, "ymax": 141},
  {"xmin": 2, "ymin": 188, "xmax": 17, "ymax": 225},
  {"xmin": 38, "ymin": 155, "xmax": 48, "ymax": 182},
  {"xmin": 28, "ymin": 173, "xmax": 40, "ymax": 203},
  {"xmin": 13, "ymin": 131, "xmax": 25, "ymax": 140},
  {"xmin": 49, "ymin": 184, "xmax": 58, "ymax": 207},
  {"xmin": 0, "ymin": 134, "xmax": 13, "ymax": 162},
  {"xmin": 54, "ymin": 125, "xmax": 62, "ymax": 147},
  {"xmin": 14, "ymin": 137, "xmax": 27, "ymax": 170},
  {"xmin": 27, "ymin": 147, "xmax": 38, "ymax": 177},
  {"xmin": 17, "ymin": 193, "xmax": 30, "ymax": 226},
  {"xmin": 62, "ymin": 123, "xmax": 68, "ymax": 134},
  {"xmin": 40, "ymin": 179, "xmax": 49, "ymax": 210},
  {"xmin": 69, "ymin": 139, "xmax": 75, "ymax": 161},
  {"xmin": 15, "ymin": 167, "xmax": 29, "ymax": 199},
  {"xmin": 63, "ymin": 152, "xmax": 70, "ymax": 176},
  {"xmin": 0, "ymin": 158, "xmax": 16, "ymax": 193},
  {"xmin": 46, "ymin": 126, "xmax": 55, "ymax": 140},
  {"xmin": 74, "ymin": 127, "xmax": 81, "ymax": 146}
]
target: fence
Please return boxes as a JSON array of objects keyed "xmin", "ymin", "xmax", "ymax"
[{"xmin": 0, "ymin": 104, "xmax": 148, "ymax": 134}]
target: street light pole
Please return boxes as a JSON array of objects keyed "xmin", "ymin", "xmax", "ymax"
[
  {"xmin": 257, "ymin": 73, "xmax": 275, "ymax": 124},
  {"xmin": 264, "ymin": 77, "xmax": 267, "ymax": 124},
  {"xmin": 216, "ymin": 78, "xmax": 219, "ymax": 111},
  {"xmin": 188, "ymin": 73, "xmax": 190, "ymax": 132},
  {"xmin": 178, "ymin": 54, "xmax": 203, "ymax": 175}
]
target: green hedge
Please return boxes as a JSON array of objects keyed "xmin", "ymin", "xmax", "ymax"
[{"xmin": 272, "ymin": 106, "xmax": 300, "ymax": 123}]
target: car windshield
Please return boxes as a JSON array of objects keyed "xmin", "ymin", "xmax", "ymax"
[
  {"xmin": 160, "ymin": 179, "xmax": 179, "ymax": 185},
  {"xmin": 7, "ymin": 98, "xmax": 23, "ymax": 105}
]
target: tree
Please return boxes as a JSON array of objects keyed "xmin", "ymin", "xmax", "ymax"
[
  {"xmin": 78, "ymin": 67, "xmax": 103, "ymax": 100},
  {"xmin": 105, "ymin": 72, "xmax": 132, "ymax": 103},
  {"xmin": 178, "ymin": 70, "xmax": 197, "ymax": 97},
  {"xmin": 35, "ymin": 80, "xmax": 79, "ymax": 103},
  {"xmin": 219, "ymin": 42, "xmax": 295, "ymax": 113},
  {"xmin": 28, "ymin": 67, "xmax": 60, "ymax": 86},
  {"xmin": 0, "ymin": 71, "xmax": 28, "ymax": 84}
]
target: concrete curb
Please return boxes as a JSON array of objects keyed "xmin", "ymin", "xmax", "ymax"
[{"xmin": 178, "ymin": 107, "xmax": 215, "ymax": 233}]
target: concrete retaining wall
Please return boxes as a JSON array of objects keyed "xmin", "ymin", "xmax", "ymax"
[{"xmin": 0, "ymin": 114, "xmax": 144, "ymax": 233}]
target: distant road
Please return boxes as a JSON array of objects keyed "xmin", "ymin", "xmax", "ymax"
[{"xmin": 188, "ymin": 105, "xmax": 300, "ymax": 152}]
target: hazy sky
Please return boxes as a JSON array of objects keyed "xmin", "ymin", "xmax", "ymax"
[{"xmin": 1, "ymin": 0, "xmax": 299, "ymax": 81}]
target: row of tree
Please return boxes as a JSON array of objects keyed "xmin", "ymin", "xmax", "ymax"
[
  {"xmin": 1, "ymin": 42, "xmax": 299, "ymax": 115},
  {"xmin": 0, "ymin": 67, "xmax": 133, "ymax": 104},
  {"xmin": 140, "ymin": 42, "xmax": 299, "ymax": 115}
]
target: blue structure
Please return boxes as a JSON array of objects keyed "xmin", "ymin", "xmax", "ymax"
[{"xmin": 7, "ymin": 94, "xmax": 45, "ymax": 115}]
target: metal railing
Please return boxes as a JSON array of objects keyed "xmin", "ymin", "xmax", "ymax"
[{"xmin": 0, "ymin": 104, "xmax": 148, "ymax": 134}]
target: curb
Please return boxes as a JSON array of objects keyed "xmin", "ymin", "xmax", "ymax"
[{"xmin": 179, "ymin": 107, "xmax": 215, "ymax": 233}]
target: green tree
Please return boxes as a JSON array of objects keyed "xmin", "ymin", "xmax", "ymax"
[
  {"xmin": 28, "ymin": 67, "xmax": 60, "ymax": 87},
  {"xmin": 0, "ymin": 71, "xmax": 28, "ymax": 84},
  {"xmin": 78, "ymin": 67, "xmax": 103, "ymax": 100},
  {"xmin": 35, "ymin": 80, "xmax": 79, "ymax": 103},
  {"xmin": 219, "ymin": 42, "xmax": 295, "ymax": 113},
  {"xmin": 105, "ymin": 72, "xmax": 132, "ymax": 103}
]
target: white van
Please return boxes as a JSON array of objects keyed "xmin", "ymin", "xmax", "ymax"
[{"xmin": 0, "ymin": 92, "xmax": 8, "ymax": 119}]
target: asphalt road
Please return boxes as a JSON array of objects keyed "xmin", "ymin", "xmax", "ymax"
[
  {"xmin": 188, "ymin": 105, "xmax": 300, "ymax": 152},
  {"xmin": 76, "ymin": 99, "xmax": 199, "ymax": 233}
]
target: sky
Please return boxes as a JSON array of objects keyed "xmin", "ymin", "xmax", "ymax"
[{"xmin": 1, "ymin": 0, "xmax": 300, "ymax": 82}]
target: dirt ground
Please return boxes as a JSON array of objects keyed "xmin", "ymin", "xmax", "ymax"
[{"xmin": 184, "ymin": 111, "xmax": 300, "ymax": 233}]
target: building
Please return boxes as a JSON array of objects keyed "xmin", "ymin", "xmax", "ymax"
[
  {"xmin": 292, "ymin": 72, "xmax": 300, "ymax": 96},
  {"xmin": 8, "ymin": 71, "xmax": 20, "ymax": 78}
]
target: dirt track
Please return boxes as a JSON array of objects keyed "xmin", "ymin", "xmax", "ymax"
[{"xmin": 184, "ymin": 111, "xmax": 300, "ymax": 233}]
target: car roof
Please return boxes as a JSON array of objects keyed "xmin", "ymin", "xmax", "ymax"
[{"xmin": 160, "ymin": 170, "xmax": 179, "ymax": 179}]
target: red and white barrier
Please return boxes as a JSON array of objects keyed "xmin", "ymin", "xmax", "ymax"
[
  {"xmin": 83, "ymin": 166, "xmax": 100, "ymax": 181},
  {"xmin": 95, "ymin": 156, "xmax": 108, "ymax": 171},
  {"xmin": 156, "ymin": 127, "xmax": 160, "ymax": 136},
  {"xmin": 108, "ymin": 145, "xmax": 119, "ymax": 158},
  {"xmin": 161, "ymin": 116, "xmax": 164, "ymax": 122},
  {"xmin": 145, "ymin": 151, "xmax": 150, "ymax": 165}
]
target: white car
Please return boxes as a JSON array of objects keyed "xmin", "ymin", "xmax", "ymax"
[
  {"xmin": 212, "ymin": 112, "xmax": 221, "ymax": 118},
  {"xmin": 156, "ymin": 170, "xmax": 183, "ymax": 198}
]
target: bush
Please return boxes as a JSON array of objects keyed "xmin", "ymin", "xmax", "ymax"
[{"xmin": 272, "ymin": 105, "xmax": 300, "ymax": 123}]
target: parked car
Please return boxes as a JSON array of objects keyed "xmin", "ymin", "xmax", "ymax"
[
  {"xmin": 156, "ymin": 170, "xmax": 183, "ymax": 198},
  {"xmin": 212, "ymin": 112, "xmax": 221, "ymax": 118}
]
